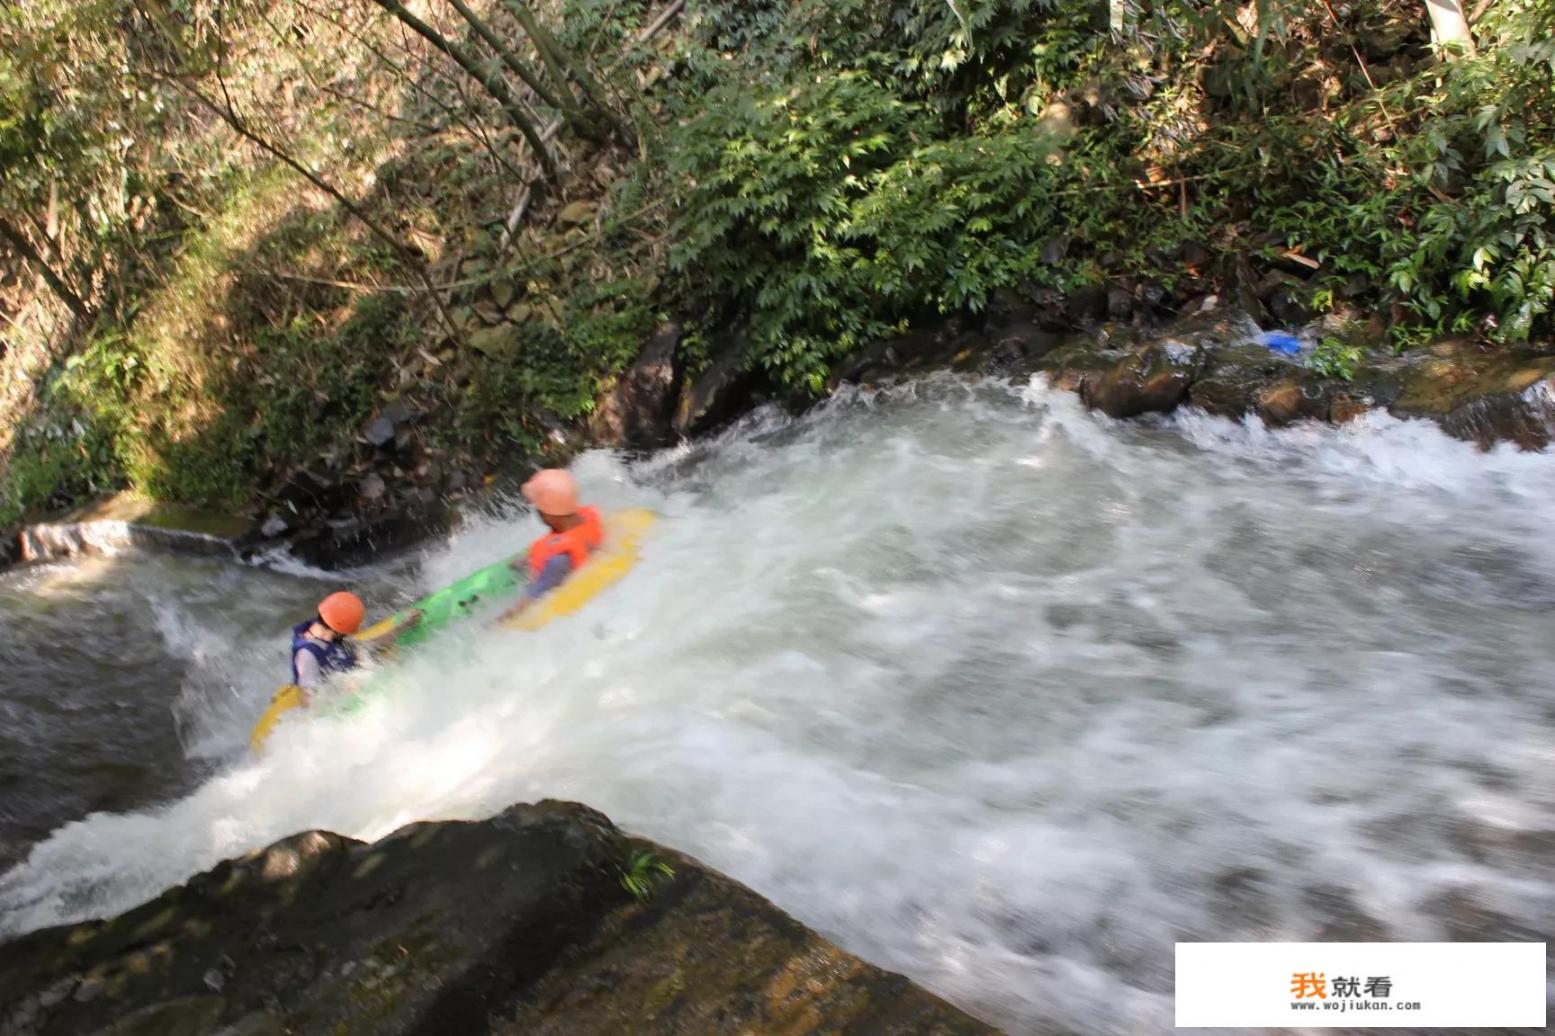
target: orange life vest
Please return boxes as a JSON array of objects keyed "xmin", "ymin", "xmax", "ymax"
[{"xmin": 527, "ymin": 506, "xmax": 603, "ymax": 579}]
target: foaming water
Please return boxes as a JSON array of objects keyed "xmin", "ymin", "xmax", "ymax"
[{"xmin": 3, "ymin": 376, "xmax": 1554, "ymax": 1033}]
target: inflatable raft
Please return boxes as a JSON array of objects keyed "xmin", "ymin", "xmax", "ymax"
[{"xmin": 249, "ymin": 508, "xmax": 656, "ymax": 753}]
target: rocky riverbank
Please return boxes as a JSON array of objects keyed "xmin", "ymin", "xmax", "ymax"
[
  {"xmin": 9, "ymin": 293, "xmax": 1554, "ymax": 575},
  {"xmin": 837, "ymin": 299, "xmax": 1555, "ymax": 450},
  {"xmin": 0, "ymin": 800, "xmax": 998, "ymax": 1036}
]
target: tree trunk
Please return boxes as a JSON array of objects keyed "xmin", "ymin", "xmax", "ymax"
[
  {"xmin": 443, "ymin": 0, "xmax": 575, "ymax": 117},
  {"xmin": 1424, "ymin": 0, "xmax": 1475, "ymax": 56},
  {"xmin": 501, "ymin": 0, "xmax": 632, "ymax": 143},
  {"xmin": 368, "ymin": 0, "xmax": 559, "ymax": 179},
  {"xmin": 0, "ymin": 217, "xmax": 88, "ymax": 320}
]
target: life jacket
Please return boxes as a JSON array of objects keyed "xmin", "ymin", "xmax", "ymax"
[
  {"xmin": 527, "ymin": 506, "xmax": 603, "ymax": 580},
  {"xmin": 289, "ymin": 619, "xmax": 358, "ymax": 685}
]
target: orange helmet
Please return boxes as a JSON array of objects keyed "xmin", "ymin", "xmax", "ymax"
[
  {"xmin": 521, "ymin": 468, "xmax": 579, "ymax": 516},
  {"xmin": 318, "ymin": 591, "xmax": 365, "ymax": 635}
]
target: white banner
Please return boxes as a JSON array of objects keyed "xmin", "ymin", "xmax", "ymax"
[{"xmin": 1175, "ymin": 942, "xmax": 1546, "ymax": 1028}]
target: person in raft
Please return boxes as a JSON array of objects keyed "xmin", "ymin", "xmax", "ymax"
[
  {"xmin": 498, "ymin": 468, "xmax": 603, "ymax": 621},
  {"xmin": 290, "ymin": 591, "xmax": 415, "ymax": 695}
]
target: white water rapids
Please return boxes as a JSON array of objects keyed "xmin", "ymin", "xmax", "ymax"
[{"xmin": 2, "ymin": 375, "xmax": 1553, "ymax": 1032}]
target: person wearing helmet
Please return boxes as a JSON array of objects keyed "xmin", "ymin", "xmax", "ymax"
[
  {"xmin": 290, "ymin": 591, "xmax": 366, "ymax": 692},
  {"xmin": 498, "ymin": 468, "xmax": 603, "ymax": 621}
]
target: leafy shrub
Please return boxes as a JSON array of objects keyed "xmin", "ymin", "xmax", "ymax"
[
  {"xmin": 1308, "ymin": 336, "xmax": 1363, "ymax": 381},
  {"xmin": 669, "ymin": 70, "xmax": 1106, "ymax": 391}
]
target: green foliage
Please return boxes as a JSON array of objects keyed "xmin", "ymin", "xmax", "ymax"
[
  {"xmin": 669, "ymin": 71, "xmax": 1097, "ymax": 391},
  {"xmin": 453, "ymin": 274, "xmax": 654, "ymax": 450},
  {"xmin": 0, "ymin": 420, "xmax": 118, "ymax": 529},
  {"xmin": 1308, "ymin": 336, "xmax": 1363, "ymax": 382},
  {"xmin": 619, "ymin": 849, "xmax": 675, "ymax": 901}
]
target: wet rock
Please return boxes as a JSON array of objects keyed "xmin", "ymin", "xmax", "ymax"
[
  {"xmin": 673, "ymin": 332, "xmax": 765, "ymax": 438},
  {"xmin": 990, "ymin": 321, "xmax": 1059, "ymax": 366},
  {"xmin": 258, "ymin": 514, "xmax": 290, "ymax": 539},
  {"xmin": 1179, "ymin": 293, "xmax": 1219, "ymax": 315},
  {"xmin": 1080, "ymin": 343, "xmax": 1197, "ymax": 418},
  {"xmin": 0, "ymin": 802, "xmax": 993, "ymax": 1036},
  {"xmin": 589, "ymin": 322, "xmax": 683, "ymax": 448},
  {"xmin": 1036, "ymin": 339, "xmax": 1121, "ymax": 397},
  {"xmin": 1186, "ymin": 345, "xmax": 1297, "ymax": 419},
  {"xmin": 1253, "ymin": 377, "xmax": 1335, "ymax": 426},
  {"xmin": 274, "ymin": 470, "xmax": 348, "ymax": 513},
  {"xmin": 1231, "ymin": 255, "xmax": 1269, "ymax": 326},
  {"xmin": 14, "ymin": 494, "xmax": 249, "ymax": 568},
  {"xmin": 833, "ymin": 316, "xmax": 990, "ymax": 387},
  {"xmin": 1388, "ymin": 343, "xmax": 1555, "ymax": 450},
  {"xmin": 491, "ymin": 844, "xmax": 994, "ymax": 1036},
  {"xmin": 356, "ymin": 474, "xmax": 385, "ymax": 502},
  {"xmin": 284, "ymin": 501, "xmax": 452, "ymax": 570},
  {"xmin": 0, "ymin": 532, "xmax": 20, "ymax": 569},
  {"xmin": 1329, "ymin": 392, "xmax": 1373, "ymax": 424},
  {"xmin": 981, "ymin": 292, "xmax": 1061, "ymax": 365},
  {"xmin": 1138, "ymin": 281, "xmax": 1169, "ymax": 313},
  {"xmin": 1038, "ymin": 236, "xmax": 1068, "ymax": 266}
]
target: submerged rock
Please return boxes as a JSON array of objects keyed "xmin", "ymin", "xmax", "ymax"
[{"xmin": 0, "ymin": 802, "xmax": 996, "ymax": 1036}]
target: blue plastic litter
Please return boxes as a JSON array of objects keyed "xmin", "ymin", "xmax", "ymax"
[{"xmin": 1255, "ymin": 331, "xmax": 1303, "ymax": 355}]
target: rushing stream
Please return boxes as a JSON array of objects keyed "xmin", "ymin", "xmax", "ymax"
[{"xmin": 2, "ymin": 375, "xmax": 1553, "ymax": 1032}]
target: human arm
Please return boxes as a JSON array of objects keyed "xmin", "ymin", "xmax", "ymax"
[
  {"xmin": 294, "ymin": 649, "xmax": 322, "ymax": 692},
  {"xmin": 497, "ymin": 554, "xmax": 572, "ymax": 621},
  {"xmin": 354, "ymin": 608, "xmax": 423, "ymax": 647}
]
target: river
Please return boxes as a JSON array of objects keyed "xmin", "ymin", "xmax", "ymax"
[{"xmin": 1, "ymin": 375, "xmax": 1552, "ymax": 1033}]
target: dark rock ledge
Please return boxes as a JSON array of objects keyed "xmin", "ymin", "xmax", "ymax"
[{"xmin": 0, "ymin": 801, "xmax": 1001, "ymax": 1036}]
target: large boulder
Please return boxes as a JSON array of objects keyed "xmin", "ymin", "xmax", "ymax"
[
  {"xmin": 0, "ymin": 802, "xmax": 998, "ymax": 1036},
  {"xmin": 589, "ymin": 322, "xmax": 683, "ymax": 449}
]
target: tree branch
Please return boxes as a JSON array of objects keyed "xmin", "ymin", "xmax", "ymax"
[
  {"xmin": 368, "ymin": 0, "xmax": 559, "ymax": 179},
  {"xmin": 0, "ymin": 217, "xmax": 88, "ymax": 319},
  {"xmin": 444, "ymin": 0, "xmax": 574, "ymax": 117},
  {"xmin": 288, "ymin": 0, "xmax": 525, "ymax": 182},
  {"xmin": 501, "ymin": 0, "xmax": 632, "ymax": 143}
]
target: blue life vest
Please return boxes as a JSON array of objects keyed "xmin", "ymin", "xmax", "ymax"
[{"xmin": 290, "ymin": 619, "xmax": 357, "ymax": 685}]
